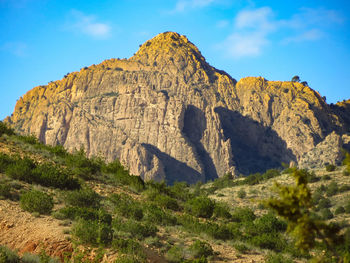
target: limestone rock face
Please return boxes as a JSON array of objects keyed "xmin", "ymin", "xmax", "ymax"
[
  {"xmin": 299, "ymin": 132, "xmax": 344, "ymax": 168},
  {"xmin": 7, "ymin": 32, "xmax": 350, "ymax": 183}
]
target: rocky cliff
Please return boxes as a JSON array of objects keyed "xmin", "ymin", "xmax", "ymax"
[{"xmin": 6, "ymin": 32, "xmax": 350, "ymax": 183}]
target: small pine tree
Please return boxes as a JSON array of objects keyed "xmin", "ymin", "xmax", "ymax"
[
  {"xmin": 291, "ymin": 76, "xmax": 300, "ymax": 82},
  {"xmin": 263, "ymin": 169, "xmax": 342, "ymax": 258}
]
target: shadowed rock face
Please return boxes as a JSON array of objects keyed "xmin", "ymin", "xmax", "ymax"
[{"xmin": 6, "ymin": 32, "xmax": 350, "ymax": 183}]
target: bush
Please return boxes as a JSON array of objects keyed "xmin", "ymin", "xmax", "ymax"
[
  {"xmin": 320, "ymin": 208, "xmax": 333, "ymax": 220},
  {"xmin": 72, "ymin": 218, "xmax": 113, "ymax": 245},
  {"xmin": 326, "ymin": 181, "xmax": 339, "ymax": 197},
  {"xmin": 58, "ymin": 206, "xmax": 112, "ymax": 224},
  {"xmin": 334, "ymin": 206, "xmax": 345, "ymax": 215},
  {"xmin": 0, "ymin": 245, "xmax": 20, "ymax": 263},
  {"xmin": 0, "ymin": 153, "xmax": 14, "ymax": 173},
  {"xmin": 153, "ymin": 194, "xmax": 179, "ymax": 211},
  {"xmin": 6, "ymin": 156, "xmax": 36, "ymax": 182},
  {"xmin": 0, "ymin": 121, "xmax": 15, "ymax": 137},
  {"xmin": 113, "ymin": 218, "xmax": 157, "ymax": 240},
  {"xmin": 265, "ymin": 253, "xmax": 293, "ymax": 263},
  {"xmin": 112, "ymin": 238, "xmax": 145, "ymax": 258},
  {"xmin": 317, "ymin": 197, "xmax": 331, "ymax": 210},
  {"xmin": 185, "ymin": 196, "xmax": 215, "ymax": 218},
  {"xmin": 325, "ymin": 164, "xmax": 336, "ymax": 172},
  {"xmin": 65, "ymin": 149, "xmax": 101, "ymax": 180},
  {"xmin": 213, "ymin": 202, "xmax": 231, "ymax": 219},
  {"xmin": 339, "ymin": 185, "xmax": 350, "ymax": 193},
  {"xmin": 231, "ymin": 207, "xmax": 256, "ymax": 222},
  {"xmin": 104, "ymin": 159, "xmax": 145, "ymax": 192},
  {"xmin": 344, "ymin": 202, "xmax": 350, "ymax": 213},
  {"xmin": 322, "ymin": 174, "xmax": 331, "ymax": 181},
  {"xmin": 32, "ymin": 164, "xmax": 80, "ymax": 190},
  {"xmin": 111, "ymin": 194, "xmax": 143, "ymax": 221},
  {"xmin": 189, "ymin": 240, "xmax": 213, "ymax": 259},
  {"xmin": 165, "ymin": 245, "xmax": 185, "ymax": 263},
  {"xmin": 20, "ymin": 190, "xmax": 53, "ymax": 214},
  {"xmin": 64, "ymin": 188, "xmax": 101, "ymax": 208},
  {"xmin": 250, "ymin": 233, "xmax": 285, "ymax": 251},
  {"xmin": 237, "ymin": 188, "xmax": 246, "ymax": 198},
  {"xmin": 0, "ymin": 183, "xmax": 12, "ymax": 199},
  {"xmin": 143, "ymin": 204, "xmax": 177, "ymax": 226}
]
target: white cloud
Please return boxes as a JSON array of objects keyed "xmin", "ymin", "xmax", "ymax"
[
  {"xmin": 216, "ymin": 20, "xmax": 229, "ymax": 28},
  {"xmin": 0, "ymin": 42, "xmax": 28, "ymax": 57},
  {"xmin": 282, "ymin": 29, "xmax": 324, "ymax": 44},
  {"xmin": 218, "ymin": 7, "xmax": 343, "ymax": 59},
  {"xmin": 172, "ymin": 0, "xmax": 217, "ymax": 12},
  {"xmin": 65, "ymin": 10, "xmax": 111, "ymax": 39}
]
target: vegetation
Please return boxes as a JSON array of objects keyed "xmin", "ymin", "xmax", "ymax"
[
  {"xmin": 20, "ymin": 190, "xmax": 54, "ymax": 214},
  {"xmin": 1, "ymin": 128, "xmax": 350, "ymax": 262},
  {"xmin": 264, "ymin": 168, "xmax": 349, "ymax": 261}
]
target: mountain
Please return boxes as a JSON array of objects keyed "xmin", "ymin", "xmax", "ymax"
[{"xmin": 5, "ymin": 32, "xmax": 350, "ymax": 184}]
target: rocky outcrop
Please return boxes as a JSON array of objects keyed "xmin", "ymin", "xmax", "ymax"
[
  {"xmin": 299, "ymin": 132, "xmax": 344, "ymax": 168},
  {"xmin": 6, "ymin": 32, "xmax": 350, "ymax": 183}
]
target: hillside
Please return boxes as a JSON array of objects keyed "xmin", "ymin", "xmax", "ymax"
[
  {"xmin": 0, "ymin": 123, "xmax": 350, "ymax": 262},
  {"xmin": 5, "ymin": 32, "xmax": 350, "ymax": 184}
]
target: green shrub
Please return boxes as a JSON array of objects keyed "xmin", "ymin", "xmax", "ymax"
[
  {"xmin": 0, "ymin": 245, "xmax": 20, "ymax": 263},
  {"xmin": 168, "ymin": 181, "xmax": 191, "ymax": 201},
  {"xmin": 307, "ymin": 171, "xmax": 319, "ymax": 183},
  {"xmin": 18, "ymin": 135, "xmax": 39, "ymax": 145},
  {"xmin": 65, "ymin": 149, "xmax": 101, "ymax": 180},
  {"xmin": 0, "ymin": 183, "xmax": 11, "ymax": 199},
  {"xmin": 326, "ymin": 181, "xmax": 339, "ymax": 197},
  {"xmin": 114, "ymin": 255, "xmax": 145, "ymax": 263},
  {"xmin": 104, "ymin": 159, "xmax": 145, "ymax": 192},
  {"xmin": 249, "ymin": 233, "xmax": 285, "ymax": 251},
  {"xmin": 265, "ymin": 253, "xmax": 293, "ymax": 263},
  {"xmin": 64, "ymin": 188, "xmax": 101, "ymax": 208},
  {"xmin": 20, "ymin": 190, "xmax": 53, "ymax": 214},
  {"xmin": 253, "ymin": 213, "xmax": 287, "ymax": 234},
  {"xmin": 153, "ymin": 194, "xmax": 179, "ymax": 211},
  {"xmin": 312, "ymin": 191, "xmax": 323, "ymax": 206},
  {"xmin": 112, "ymin": 238, "xmax": 145, "ymax": 258},
  {"xmin": 233, "ymin": 243, "xmax": 249, "ymax": 253},
  {"xmin": 0, "ymin": 153, "xmax": 14, "ymax": 173},
  {"xmin": 237, "ymin": 188, "xmax": 246, "ymax": 198},
  {"xmin": 344, "ymin": 202, "xmax": 350, "ymax": 213},
  {"xmin": 111, "ymin": 194, "xmax": 143, "ymax": 221},
  {"xmin": 0, "ymin": 121, "xmax": 15, "ymax": 137},
  {"xmin": 72, "ymin": 218, "xmax": 113, "ymax": 245},
  {"xmin": 143, "ymin": 204, "xmax": 177, "ymax": 226},
  {"xmin": 339, "ymin": 185, "xmax": 350, "ymax": 192},
  {"xmin": 185, "ymin": 196, "xmax": 215, "ymax": 218},
  {"xmin": 320, "ymin": 208, "xmax": 333, "ymax": 220},
  {"xmin": 322, "ymin": 174, "xmax": 331, "ymax": 181},
  {"xmin": 317, "ymin": 197, "xmax": 331, "ymax": 210},
  {"xmin": 189, "ymin": 240, "xmax": 213, "ymax": 259},
  {"xmin": 212, "ymin": 202, "xmax": 231, "ymax": 219},
  {"xmin": 325, "ymin": 164, "xmax": 336, "ymax": 172},
  {"xmin": 165, "ymin": 245, "xmax": 185, "ymax": 263},
  {"xmin": 334, "ymin": 206, "xmax": 345, "ymax": 215},
  {"xmin": 113, "ymin": 218, "xmax": 157, "ymax": 240},
  {"xmin": 231, "ymin": 207, "xmax": 256, "ymax": 222},
  {"xmin": 58, "ymin": 206, "xmax": 112, "ymax": 224},
  {"xmin": 206, "ymin": 222, "xmax": 232, "ymax": 240},
  {"xmin": 6, "ymin": 156, "xmax": 36, "ymax": 182},
  {"xmin": 32, "ymin": 164, "xmax": 80, "ymax": 190}
]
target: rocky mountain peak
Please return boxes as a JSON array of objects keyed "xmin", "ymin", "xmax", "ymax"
[
  {"xmin": 131, "ymin": 32, "xmax": 211, "ymax": 77},
  {"xmin": 6, "ymin": 32, "xmax": 350, "ymax": 184}
]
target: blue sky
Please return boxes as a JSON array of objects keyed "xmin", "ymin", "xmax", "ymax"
[{"xmin": 1, "ymin": 0, "xmax": 350, "ymax": 119}]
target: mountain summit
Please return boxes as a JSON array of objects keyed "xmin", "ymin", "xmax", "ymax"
[{"xmin": 6, "ymin": 32, "xmax": 350, "ymax": 183}]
